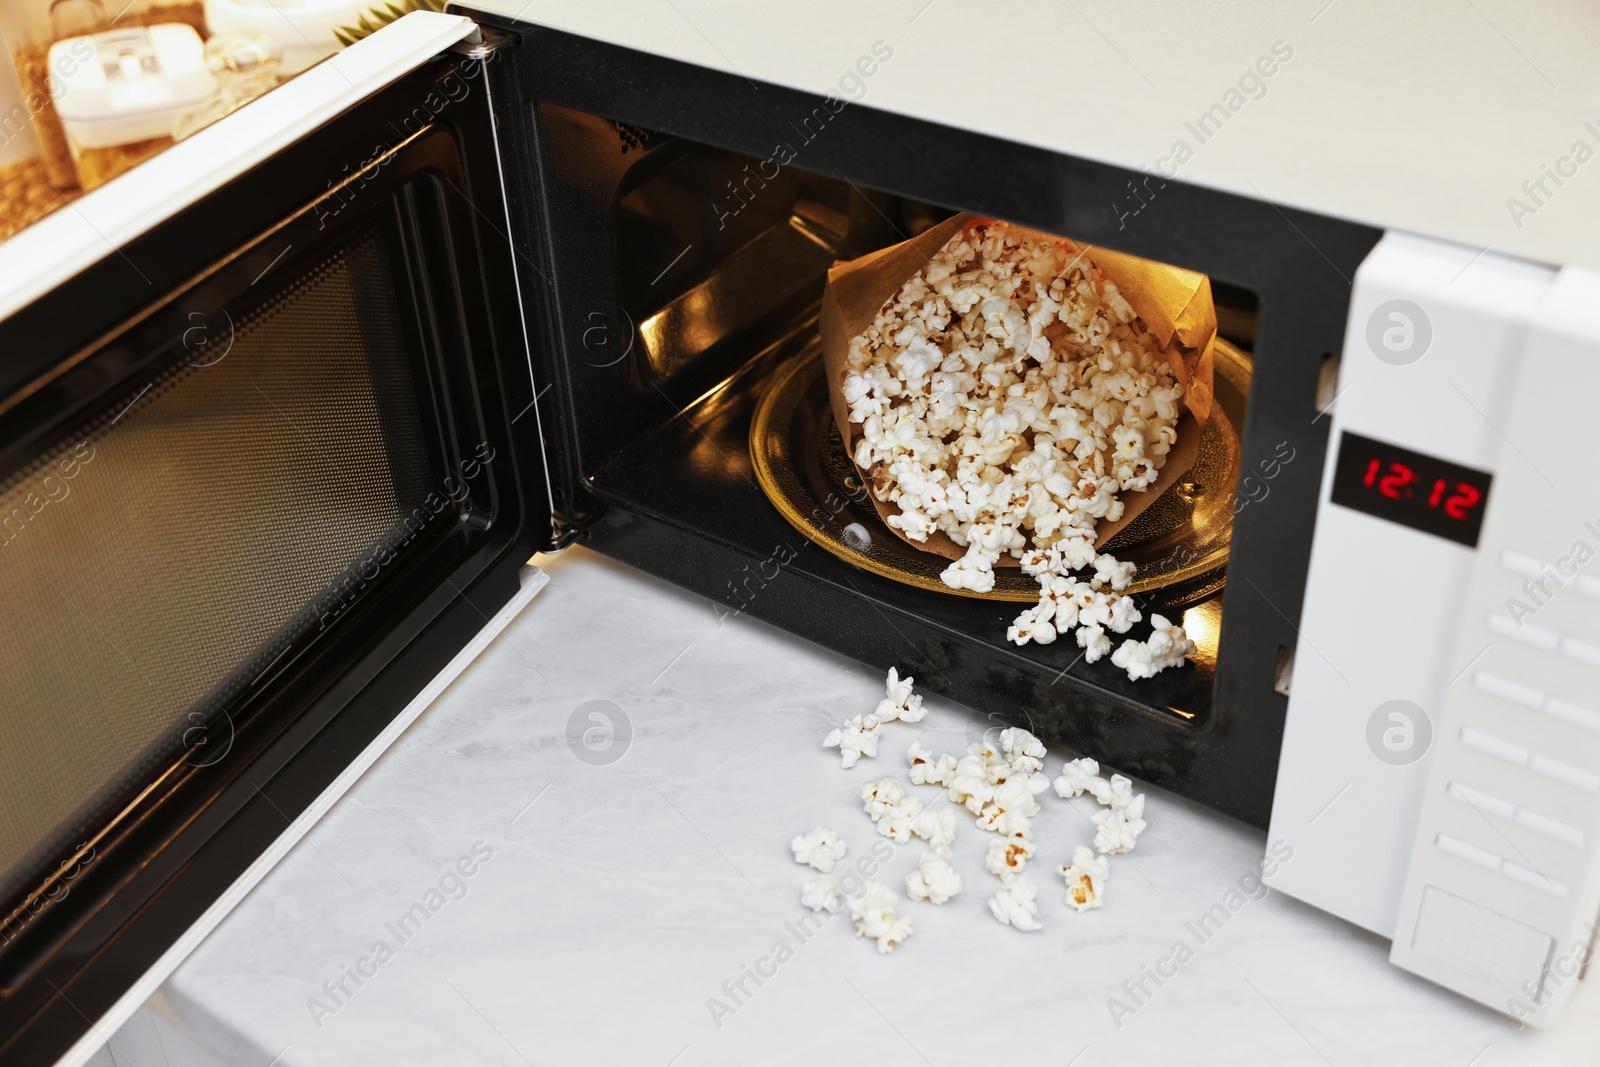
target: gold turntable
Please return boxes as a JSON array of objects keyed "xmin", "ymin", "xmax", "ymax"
[{"xmin": 750, "ymin": 338, "xmax": 1253, "ymax": 603}]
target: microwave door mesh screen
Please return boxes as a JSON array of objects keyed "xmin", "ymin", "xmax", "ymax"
[{"xmin": 0, "ymin": 225, "xmax": 437, "ymax": 895}]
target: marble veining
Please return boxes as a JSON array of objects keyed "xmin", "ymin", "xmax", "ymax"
[{"xmin": 92, "ymin": 547, "xmax": 1599, "ymax": 1066}]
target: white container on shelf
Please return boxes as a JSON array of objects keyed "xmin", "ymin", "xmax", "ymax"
[
  {"xmin": 204, "ymin": 0, "xmax": 370, "ymax": 75},
  {"xmin": 49, "ymin": 23, "xmax": 217, "ymax": 148}
]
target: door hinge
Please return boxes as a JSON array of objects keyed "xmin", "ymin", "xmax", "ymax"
[
  {"xmin": 544, "ymin": 513, "xmax": 593, "ymax": 554},
  {"xmin": 448, "ymin": 24, "xmax": 518, "ymax": 61}
]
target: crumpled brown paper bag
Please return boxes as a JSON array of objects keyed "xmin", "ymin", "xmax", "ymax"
[{"xmin": 819, "ymin": 213, "xmax": 1216, "ymax": 563}]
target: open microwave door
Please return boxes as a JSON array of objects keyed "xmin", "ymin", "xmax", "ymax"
[{"xmin": 0, "ymin": 15, "xmax": 554, "ymax": 1063}]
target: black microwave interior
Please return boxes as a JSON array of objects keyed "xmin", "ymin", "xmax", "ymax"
[
  {"xmin": 598, "ymin": 120, "xmax": 1262, "ymax": 722},
  {"xmin": 486, "ymin": 21, "xmax": 1381, "ymax": 836},
  {"xmin": 521, "ymin": 96, "xmax": 1276, "ymax": 807}
]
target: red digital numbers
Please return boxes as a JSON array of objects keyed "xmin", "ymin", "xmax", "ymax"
[
  {"xmin": 1377, "ymin": 462, "xmax": 1416, "ymax": 499},
  {"xmin": 1337, "ymin": 434, "xmax": 1490, "ymax": 547},
  {"xmin": 1366, "ymin": 457, "xmax": 1483, "ymax": 520},
  {"xmin": 1444, "ymin": 482, "xmax": 1481, "ymax": 520}
]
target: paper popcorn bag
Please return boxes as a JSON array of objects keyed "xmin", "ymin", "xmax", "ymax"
[{"xmin": 819, "ymin": 213, "xmax": 1217, "ymax": 563}]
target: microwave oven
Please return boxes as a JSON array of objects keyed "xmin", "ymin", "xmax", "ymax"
[{"xmin": 1, "ymin": 7, "xmax": 1597, "ymax": 1061}]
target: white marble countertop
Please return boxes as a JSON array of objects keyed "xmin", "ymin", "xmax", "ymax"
[{"xmin": 94, "ymin": 547, "xmax": 1600, "ymax": 1067}]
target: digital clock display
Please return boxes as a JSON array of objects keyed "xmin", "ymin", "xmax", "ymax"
[{"xmin": 1329, "ymin": 431, "xmax": 1493, "ymax": 547}]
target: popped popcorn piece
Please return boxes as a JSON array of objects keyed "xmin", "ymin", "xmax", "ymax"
[
  {"xmin": 850, "ymin": 881, "xmax": 914, "ymax": 953},
  {"xmin": 1076, "ymin": 622, "xmax": 1111, "ymax": 663},
  {"xmin": 1006, "ymin": 600, "xmax": 1060, "ymax": 645},
  {"xmin": 968, "ymin": 735, "xmax": 1032, "ymax": 786},
  {"xmin": 1083, "ymin": 776, "xmax": 1113, "ymax": 806},
  {"xmin": 863, "ymin": 776, "xmax": 926, "ymax": 844},
  {"xmin": 997, "ymin": 727, "xmax": 1047, "ymax": 774},
  {"xmin": 801, "ymin": 875, "xmax": 841, "ymax": 912},
  {"xmin": 910, "ymin": 805, "xmax": 957, "ymax": 850},
  {"xmin": 1019, "ymin": 772, "xmax": 1052, "ymax": 812},
  {"xmin": 977, "ymin": 806, "xmax": 1032, "ymax": 840},
  {"xmin": 941, "ymin": 552, "xmax": 996, "ymax": 594},
  {"xmin": 945, "ymin": 758, "xmax": 996, "ymax": 815},
  {"xmin": 790, "ymin": 827, "xmax": 848, "ymax": 873},
  {"xmin": 884, "ymin": 665, "xmax": 916, "ymax": 707},
  {"xmin": 907, "ymin": 740, "xmax": 958, "ymax": 787},
  {"xmin": 862, "ymin": 777, "xmax": 909, "ymax": 820},
  {"xmin": 961, "ymin": 743, "xmax": 1010, "ymax": 786},
  {"xmin": 1053, "ymin": 756, "xmax": 1101, "ymax": 799},
  {"xmin": 984, "ymin": 836, "xmax": 1035, "ymax": 876},
  {"xmin": 1092, "ymin": 794, "xmax": 1148, "ymax": 855},
  {"xmin": 1054, "ymin": 756, "xmax": 1124, "ymax": 806},
  {"xmin": 876, "ymin": 798, "xmax": 926, "ymax": 844},
  {"xmin": 823, "ymin": 714, "xmax": 881, "ymax": 768},
  {"xmin": 844, "ymin": 220, "xmax": 1185, "ymax": 603},
  {"xmin": 905, "ymin": 849, "xmax": 962, "ymax": 904},
  {"xmin": 1093, "ymin": 553, "xmax": 1138, "ymax": 592},
  {"xmin": 987, "ymin": 873, "xmax": 1043, "ymax": 932},
  {"xmin": 1102, "ymin": 589, "xmax": 1143, "ymax": 634},
  {"xmin": 869, "ymin": 667, "xmax": 927, "ymax": 724},
  {"xmin": 1059, "ymin": 844, "xmax": 1111, "ymax": 911},
  {"xmin": 1102, "ymin": 773, "xmax": 1137, "ymax": 812},
  {"xmin": 976, "ymin": 774, "xmax": 1049, "ymax": 838},
  {"xmin": 1110, "ymin": 614, "xmax": 1198, "ymax": 680}
]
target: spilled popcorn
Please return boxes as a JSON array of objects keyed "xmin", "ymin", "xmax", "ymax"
[
  {"xmin": 796, "ymin": 668, "xmax": 1159, "ymax": 952},
  {"xmin": 945, "ymin": 754, "xmax": 996, "ymax": 816},
  {"xmin": 998, "ymin": 726, "xmax": 1047, "ymax": 773},
  {"xmin": 905, "ymin": 849, "xmax": 962, "ymax": 905},
  {"xmin": 942, "ymin": 731, "xmax": 1050, "ymax": 827},
  {"xmin": 976, "ymin": 774, "xmax": 1049, "ymax": 838},
  {"xmin": 907, "ymin": 739, "xmax": 957, "ymax": 786},
  {"xmin": 801, "ymin": 875, "xmax": 840, "ymax": 912},
  {"xmin": 1009, "ymin": 550, "xmax": 1198, "ymax": 680},
  {"xmin": 862, "ymin": 777, "xmax": 926, "ymax": 844},
  {"xmin": 790, "ymin": 827, "xmax": 848, "ymax": 873},
  {"xmin": 984, "ymin": 836, "xmax": 1035, "ymax": 877},
  {"xmin": 988, "ymin": 873, "xmax": 1043, "ymax": 931},
  {"xmin": 910, "ymin": 804, "xmax": 956, "ymax": 851},
  {"xmin": 821, "ymin": 714, "xmax": 880, "ymax": 769},
  {"xmin": 1053, "ymin": 756, "xmax": 1103, "ymax": 800},
  {"xmin": 1059, "ymin": 845, "xmax": 1110, "ymax": 912},
  {"xmin": 1008, "ymin": 539, "xmax": 1200, "ymax": 683},
  {"xmin": 1102, "ymin": 773, "xmax": 1138, "ymax": 811},
  {"xmin": 824, "ymin": 668, "xmax": 930, "ymax": 767},
  {"xmin": 1010, "ymin": 542, "xmax": 1144, "ymax": 661},
  {"xmin": 1062, "ymin": 763, "xmax": 1149, "ymax": 856},
  {"xmin": 874, "ymin": 667, "xmax": 927, "ymax": 724},
  {"xmin": 1110, "ymin": 614, "xmax": 1199, "ymax": 680},
  {"xmin": 1092, "ymin": 795, "xmax": 1148, "ymax": 855},
  {"xmin": 850, "ymin": 881, "xmax": 913, "ymax": 953}
]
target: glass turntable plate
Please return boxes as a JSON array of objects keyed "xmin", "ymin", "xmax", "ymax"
[{"xmin": 749, "ymin": 337, "xmax": 1253, "ymax": 604}]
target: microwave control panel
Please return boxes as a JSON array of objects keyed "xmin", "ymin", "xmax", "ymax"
[
  {"xmin": 1390, "ymin": 266, "xmax": 1600, "ymax": 1025},
  {"xmin": 1267, "ymin": 232, "xmax": 1557, "ymax": 938}
]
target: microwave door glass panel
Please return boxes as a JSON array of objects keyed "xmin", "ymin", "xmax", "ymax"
[{"xmin": 0, "ymin": 222, "xmax": 438, "ymax": 900}]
